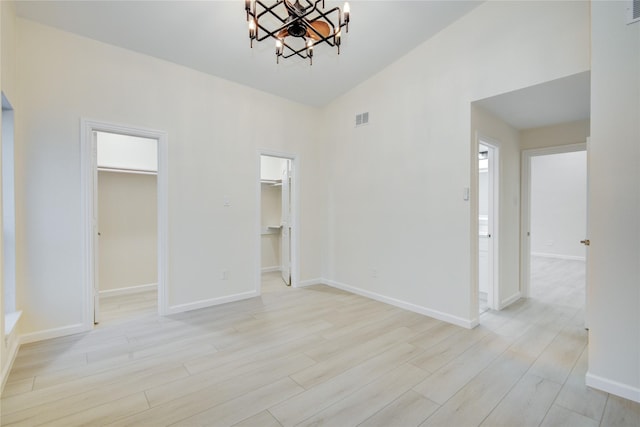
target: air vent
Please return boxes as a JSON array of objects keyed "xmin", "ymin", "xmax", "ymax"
[
  {"xmin": 355, "ymin": 112, "xmax": 369, "ymax": 127},
  {"xmin": 627, "ymin": 0, "xmax": 640, "ymax": 24}
]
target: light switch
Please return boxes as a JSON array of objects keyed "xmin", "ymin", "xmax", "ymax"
[
  {"xmin": 463, "ymin": 187, "xmax": 470, "ymax": 201},
  {"xmin": 223, "ymin": 196, "xmax": 231, "ymax": 207}
]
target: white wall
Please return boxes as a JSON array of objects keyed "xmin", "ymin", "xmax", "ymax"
[
  {"xmin": 587, "ymin": 0, "xmax": 640, "ymax": 402},
  {"xmin": 15, "ymin": 18, "xmax": 327, "ymax": 337},
  {"xmin": 97, "ymin": 132, "xmax": 158, "ymax": 173},
  {"xmin": 0, "ymin": 0, "xmax": 19, "ymax": 391},
  {"xmin": 530, "ymin": 151, "xmax": 586, "ymax": 260},
  {"xmin": 322, "ymin": 1, "xmax": 589, "ymax": 327},
  {"xmin": 260, "ymin": 156, "xmax": 288, "ymax": 182},
  {"xmin": 98, "ymin": 171, "xmax": 157, "ymax": 291},
  {"xmin": 324, "ymin": 2, "xmax": 589, "ymax": 325}
]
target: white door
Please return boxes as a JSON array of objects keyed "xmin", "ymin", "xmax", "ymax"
[
  {"xmin": 584, "ymin": 139, "xmax": 590, "ymax": 328},
  {"xmin": 280, "ymin": 162, "xmax": 291, "ymax": 285},
  {"xmin": 479, "ymin": 141, "xmax": 498, "ymax": 312},
  {"xmin": 92, "ymin": 131, "xmax": 100, "ymax": 324}
]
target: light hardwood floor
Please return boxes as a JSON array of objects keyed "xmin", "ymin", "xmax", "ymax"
[{"xmin": 2, "ymin": 262, "xmax": 639, "ymax": 426}]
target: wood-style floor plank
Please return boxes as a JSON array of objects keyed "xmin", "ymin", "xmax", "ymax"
[{"xmin": 2, "ymin": 262, "xmax": 640, "ymax": 427}]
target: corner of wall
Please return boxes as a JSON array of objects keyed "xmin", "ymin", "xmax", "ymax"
[{"xmin": 0, "ymin": 0, "xmax": 18, "ymax": 394}]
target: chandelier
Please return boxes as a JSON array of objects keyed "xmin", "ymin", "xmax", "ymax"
[{"xmin": 245, "ymin": 0, "xmax": 350, "ymax": 65}]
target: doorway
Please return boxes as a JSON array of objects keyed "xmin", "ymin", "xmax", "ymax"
[
  {"xmin": 81, "ymin": 119, "xmax": 169, "ymax": 330},
  {"xmin": 478, "ymin": 139, "xmax": 499, "ymax": 314},
  {"xmin": 521, "ymin": 144, "xmax": 587, "ymax": 312},
  {"xmin": 258, "ymin": 153, "xmax": 296, "ymax": 293},
  {"xmin": 96, "ymin": 132, "xmax": 158, "ymax": 324}
]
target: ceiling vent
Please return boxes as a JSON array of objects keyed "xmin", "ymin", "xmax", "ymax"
[
  {"xmin": 355, "ymin": 112, "xmax": 369, "ymax": 127},
  {"xmin": 627, "ymin": 0, "xmax": 640, "ymax": 24}
]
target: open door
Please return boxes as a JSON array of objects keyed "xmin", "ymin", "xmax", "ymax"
[
  {"xmin": 92, "ymin": 131, "xmax": 100, "ymax": 324},
  {"xmin": 479, "ymin": 141, "xmax": 498, "ymax": 312},
  {"xmin": 281, "ymin": 161, "xmax": 291, "ymax": 285}
]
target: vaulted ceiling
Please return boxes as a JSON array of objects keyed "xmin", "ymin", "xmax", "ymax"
[
  {"xmin": 15, "ymin": 0, "xmax": 482, "ymax": 107},
  {"xmin": 15, "ymin": 1, "xmax": 590, "ymax": 128}
]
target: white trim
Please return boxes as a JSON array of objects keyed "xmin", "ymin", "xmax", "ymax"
[
  {"xmin": 4, "ymin": 310, "xmax": 22, "ymax": 336},
  {"xmin": 20, "ymin": 323, "xmax": 87, "ymax": 344},
  {"xmin": 297, "ymin": 278, "xmax": 323, "ymax": 288},
  {"xmin": 1, "ymin": 331, "xmax": 20, "ymax": 392},
  {"xmin": 323, "ymin": 279, "xmax": 476, "ymax": 329},
  {"xmin": 99, "ymin": 283, "xmax": 157, "ymax": 297},
  {"xmin": 261, "ymin": 266, "xmax": 281, "ymax": 273},
  {"xmin": 81, "ymin": 118, "xmax": 169, "ymax": 327},
  {"xmin": 531, "ymin": 252, "xmax": 586, "ymax": 262},
  {"xmin": 586, "ymin": 372, "xmax": 640, "ymax": 403},
  {"xmin": 256, "ymin": 150, "xmax": 300, "ymax": 296},
  {"xmin": 521, "ymin": 142, "xmax": 587, "ymax": 298},
  {"xmin": 499, "ymin": 291, "xmax": 522, "ymax": 310},
  {"xmin": 166, "ymin": 291, "xmax": 258, "ymax": 315}
]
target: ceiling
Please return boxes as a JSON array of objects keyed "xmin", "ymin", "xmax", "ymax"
[
  {"xmin": 473, "ymin": 72, "xmax": 591, "ymax": 130},
  {"xmin": 14, "ymin": 0, "xmax": 483, "ymax": 107},
  {"xmin": 14, "ymin": 1, "xmax": 591, "ymax": 127}
]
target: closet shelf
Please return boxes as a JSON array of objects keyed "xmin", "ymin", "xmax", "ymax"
[{"xmin": 261, "ymin": 225, "xmax": 282, "ymax": 235}]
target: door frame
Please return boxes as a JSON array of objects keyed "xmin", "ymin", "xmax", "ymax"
[
  {"xmin": 478, "ymin": 139, "xmax": 499, "ymax": 312},
  {"xmin": 256, "ymin": 150, "xmax": 299, "ymax": 293},
  {"xmin": 520, "ymin": 142, "xmax": 586, "ymax": 298},
  {"xmin": 81, "ymin": 118, "xmax": 169, "ymax": 329},
  {"xmin": 471, "ymin": 133, "xmax": 500, "ymax": 323},
  {"xmin": 480, "ymin": 136, "xmax": 500, "ymax": 312}
]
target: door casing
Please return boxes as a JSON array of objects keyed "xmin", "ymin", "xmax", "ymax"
[
  {"xmin": 520, "ymin": 142, "xmax": 587, "ymax": 300},
  {"xmin": 81, "ymin": 119, "xmax": 169, "ymax": 329}
]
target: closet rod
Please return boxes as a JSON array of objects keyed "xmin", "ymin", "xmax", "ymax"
[{"xmin": 98, "ymin": 167, "xmax": 157, "ymax": 176}]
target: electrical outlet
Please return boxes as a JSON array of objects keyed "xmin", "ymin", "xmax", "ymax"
[{"xmin": 221, "ymin": 270, "xmax": 229, "ymax": 280}]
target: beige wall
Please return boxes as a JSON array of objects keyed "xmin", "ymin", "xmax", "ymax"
[
  {"xmin": 98, "ymin": 171, "xmax": 157, "ymax": 291},
  {"xmin": 15, "ymin": 18, "xmax": 326, "ymax": 336},
  {"xmin": 520, "ymin": 119, "xmax": 590, "ymax": 150},
  {"xmin": 323, "ymin": 1, "xmax": 589, "ymax": 327}
]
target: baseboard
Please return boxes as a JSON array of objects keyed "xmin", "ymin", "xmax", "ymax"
[
  {"xmin": 296, "ymin": 278, "xmax": 323, "ymax": 288},
  {"xmin": 261, "ymin": 266, "xmax": 281, "ymax": 273},
  {"xmin": 586, "ymin": 372, "xmax": 640, "ymax": 403},
  {"xmin": 323, "ymin": 279, "xmax": 475, "ymax": 329},
  {"xmin": 167, "ymin": 290, "xmax": 258, "ymax": 315},
  {"xmin": 531, "ymin": 252, "xmax": 586, "ymax": 262},
  {"xmin": 499, "ymin": 292, "xmax": 522, "ymax": 310},
  {"xmin": 99, "ymin": 283, "xmax": 157, "ymax": 297},
  {"xmin": 20, "ymin": 323, "xmax": 89, "ymax": 345},
  {"xmin": 1, "ymin": 327, "xmax": 21, "ymax": 393}
]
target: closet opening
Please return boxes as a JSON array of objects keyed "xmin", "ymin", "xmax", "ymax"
[
  {"xmin": 81, "ymin": 119, "xmax": 169, "ymax": 330},
  {"xmin": 95, "ymin": 131, "xmax": 158, "ymax": 324},
  {"xmin": 259, "ymin": 153, "xmax": 296, "ymax": 293}
]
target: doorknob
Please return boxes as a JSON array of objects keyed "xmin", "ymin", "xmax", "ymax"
[{"xmin": 580, "ymin": 239, "xmax": 590, "ymax": 246}]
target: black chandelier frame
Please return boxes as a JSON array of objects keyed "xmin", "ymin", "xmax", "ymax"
[{"xmin": 245, "ymin": 0, "xmax": 350, "ymax": 65}]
